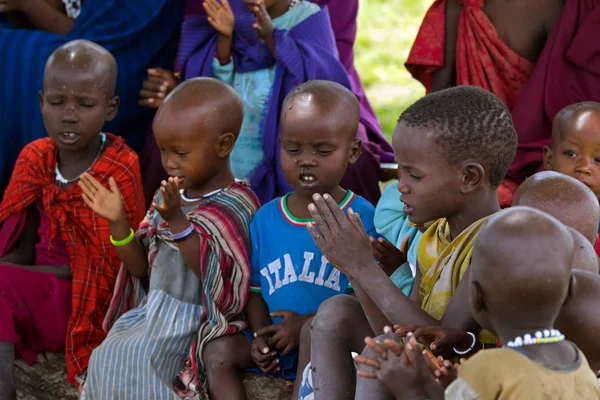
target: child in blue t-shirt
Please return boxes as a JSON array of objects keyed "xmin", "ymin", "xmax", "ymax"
[{"xmin": 199, "ymin": 80, "xmax": 376, "ymax": 399}]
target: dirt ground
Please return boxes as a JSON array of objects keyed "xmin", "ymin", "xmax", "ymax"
[{"xmin": 15, "ymin": 352, "xmax": 294, "ymax": 400}]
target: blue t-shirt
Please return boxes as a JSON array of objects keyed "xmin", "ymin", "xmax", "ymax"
[{"xmin": 250, "ymin": 191, "xmax": 376, "ymax": 323}]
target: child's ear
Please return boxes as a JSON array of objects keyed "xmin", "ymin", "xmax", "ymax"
[
  {"xmin": 105, "ymin": 96, "xmax": 120, "ymax": 122},
  {"xmin": 469, "ymin": 281, "xmax": 485, "ymax": 314},
  {"xmin": 218, "ymin": 132, "xmax": 236, "ymax": 158},
  {"xmin": 460, "ymin": 162, "xmax": 485, "ymax": 194},
  {"xmin": 562, "ymin": 274, "xmax": 576, "ymax": 307},
  {"xmin": 543, "ymin": 145, "xmax": 554, "ymax": 171},
  {"xmin": 348, "ymin": 138, "xmax": 362, "ymax": 164},
  {"xmin": 38, "ymin": 91, "xmax": 44, "ymax": 110}
]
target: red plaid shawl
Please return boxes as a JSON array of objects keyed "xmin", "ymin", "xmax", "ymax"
[
  {"xmin": 406, "ymin": 0, "xmax": 534, "ymax": 110},
  {"xmin": 0, "ymin": 134, "xmax": 145, "ymax": 383}
]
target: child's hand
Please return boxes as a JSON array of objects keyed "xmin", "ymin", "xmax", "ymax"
[
  {"xmin": 413, "ymin": 327, "xmax": 472, "ymax": 355},
  {"xmin": 138, "ymin": 68, "xmax": 179, "ymax": 108},
  {"xmin": 249, "ymin": 0, "xmax": 274, "ymax": 40},
  {"xmin": 428, "ymin": 353, "xmax": 462, "ymax": 389},
  {"xmin": 355, "ymin": 335, "xmax": 433, "ymax": 399},
  {"xmin": 393, "ymin": 324, "xmax": 421, "ymax": 338},
  {"xmin": 79, "ymin": 173, "xmax": 126, "ymax": 223},
  {"xmin": 307, "ymin": 195, "xmax": 374, "ymax": 277},
  {"xmin": 203, "ymin": 0, "xmax": 235, "ymax": 38},
  {"xmin": 251, "ymin": 334, "xmax": 279, "ymax": 374},
  {"xmin": 153, "ymin": 177, "xmax": 185, "ymax": 223},
  {"xmin": 254, "ymin": 310, "xmax": 308, "ymax": 356},
  {"xmin": 371, "ymin": 236, "xmax": 409, "ymax": 276}
]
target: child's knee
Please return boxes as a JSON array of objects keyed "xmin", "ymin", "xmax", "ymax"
[
  {"xmin": 312, "ymin": 295, "xmax": 362, "ymax": 338},
  {"xmin": 203, "ymin": 334, "xmax": 247, "ymax": 375}
]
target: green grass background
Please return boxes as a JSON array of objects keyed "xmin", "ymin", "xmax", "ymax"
[{"xmin": 355, "ymin": 0, "xmax": 430, "ymax": 142}]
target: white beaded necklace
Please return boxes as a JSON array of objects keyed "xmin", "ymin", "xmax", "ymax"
[
  {"xmin": 179, "ymin": 179, "xmax": 242, "ymax": 202},
  {"xmin": 179, "ymin": 188, "xmax": 223, "ymax": 203},
  {"xmin": 506, "ymin": 329, "xmax": 565, "ymax": 348},
  {"xmin": 55, "ymin": 133, "xmax": 106, "ymax": 185}
]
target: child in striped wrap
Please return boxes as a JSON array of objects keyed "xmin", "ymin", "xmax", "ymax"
[{"xmin": 79, "ymin": 77, "xmax": 260, "ymax": 399}]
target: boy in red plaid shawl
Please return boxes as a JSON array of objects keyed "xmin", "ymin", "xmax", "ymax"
[{"xmin": 0, "ymin": 40, "xmax": 145, "ymax": 397}]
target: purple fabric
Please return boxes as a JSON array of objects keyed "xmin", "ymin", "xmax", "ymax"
[
  {"xmin": 311, "ymin": 0, "xmax": 393, "ymax": 163},
  {"xmin": 175, "ymin": 3, "xmax": 354, "ymax": 203}
]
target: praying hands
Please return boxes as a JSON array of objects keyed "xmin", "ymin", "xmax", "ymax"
[{"xmin": 306, "ymin": 193, "xmax": 376, "ymax": 278}]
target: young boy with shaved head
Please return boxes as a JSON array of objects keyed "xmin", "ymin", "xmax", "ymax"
[{"xmin": 0, "ymin": 40, "xmax": 145, "ymax": 396}]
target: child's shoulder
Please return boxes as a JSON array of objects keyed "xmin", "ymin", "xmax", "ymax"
[
  {"xmin": 102, "ymin": 133, "xmax": 139, "ymax": 166},
  {"xmin": 252, "ymin": 195, "xmax": 284, "ymax": 221},
  {"xmin": 18, "ymin": 137, "xmax": 56, "ymax": 159}
]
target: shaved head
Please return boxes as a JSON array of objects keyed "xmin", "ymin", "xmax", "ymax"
[
  {"xmin": 552, "ymin": 101, "xmax": 600, "ymax": 144},
  {"xmin": 569, "ymin": 229, "xmax": 599, "ymax": 274},
  {"xmin": 514, "ymin": 171, "xmax": 600, "ymax": 245},
  {"xmin": 281, "ymin": 80, "xmax": 360, "ymax": 140},
  {"xmin": 44, "ymin": 39, "xmax": 118, "ymax": 96},
  {"xmin": 156, "ymin": 77, "xmax": 244, "ymax": 138},
  {"xmin": 470, "ymin": 207, "xmax": 574, "ymax": 333}
]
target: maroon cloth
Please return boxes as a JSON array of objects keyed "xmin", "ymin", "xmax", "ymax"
[{"xmin": 507, "ymin": 0, "xmax": 600, "ymax": 182}]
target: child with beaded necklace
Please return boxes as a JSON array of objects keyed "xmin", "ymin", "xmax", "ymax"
[
  {"xmin": 80, "ymin": 77, "xmax": 260, "ymax": 399},
  {"xmin": 355, "ymin": 208, "xmax": 600, "ymax": 399},
  {"xmin": 0, "ymin": 40, "xmax": 145, "ymax": 396}
]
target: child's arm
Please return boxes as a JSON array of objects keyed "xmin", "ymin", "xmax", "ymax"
[
  {"xmin": 0, "ymin": 207, "xmax": 72, "ymax": 279},
  {"xmin": 246, "ymin": 292, "xmax": 279, "ymax": 373},
  {"xmin": 306, "ymin": 196, "xmax": 457, "ymax": 328},
  {"xmin": 79, "ymin": 173, "xmax": 149, "ymax": 278},
  {"xmin": 203, "ymin": 0, "xmax": 235, "ymax": 65},
  {"xmin": 0, "ymin": 205, "xmax": 39, "ymax": 266},
  {"xmin": 429, "ymin": 0, "xmax": 461, "ymax": 92},
  {"xmin": 0, "ymin": 0, "xmax": 75, "ymax": 35},
  {"xmin": 250, "ymin": 1, "xmax": 276, "ymax": 55},
  {"xmin": 152, "ymin": 178, "xmax": 203, "ymax": 279}
]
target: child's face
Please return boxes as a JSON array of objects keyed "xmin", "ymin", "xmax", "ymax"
[
  {"xmin": 544, "ymin": 112, "xmax": 600, "ymax": 197},
  {"xmin": 279, "ymin": 108, "xmax": 361, "ymax": 198},
  {"xmin": 392, "ymin": 124, "xmax": 463, "ymax": 225},
  {"xmin": 153, "ymin": 110, "xmax": 224, "ymax": 193},
  {"xmin": 39, "ymin": 67, "xmax": 117, "ymax": 153}
]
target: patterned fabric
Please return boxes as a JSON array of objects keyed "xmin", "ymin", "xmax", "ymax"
[
  {"xmin": 417, "ymin": 215, "xmax": 495, "ymax": 344},
  {"xmin": 175, "ymin": 3, "xmax": 352, "ymax": 204},
  {"xmin": 0, "ymin": 0, "xmax": 183, "ymax": 193},
  {"xmin": 507, "ymin": 0, "xmax": 600, "ymax": 183},
  {"xmin": 0, "ymin": 134, "xmax": 145, "ymax": 383},
  {"xmin": 83, "ymin": 286, "xmax": 203, "ymax": 399},
  {"xmin": 405, "ymin": 0, "xmax": 534, "ymax": 110},
  {"xmin": 102, "ymin": 182, "xmax": 260, "ymax": 399}
]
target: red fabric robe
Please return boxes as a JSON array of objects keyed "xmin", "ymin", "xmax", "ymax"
[{"xmin": 0, "ymin": 134, "xmax": 145, "ymax": 383}]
